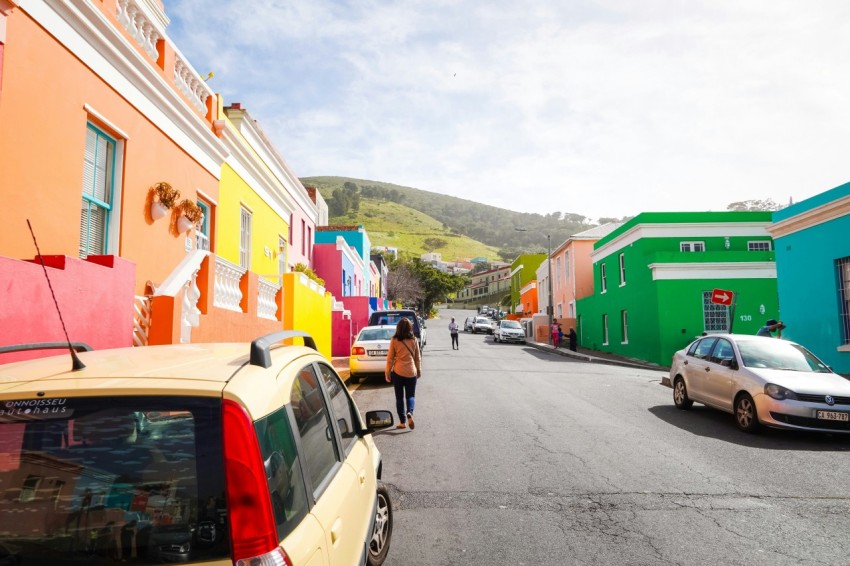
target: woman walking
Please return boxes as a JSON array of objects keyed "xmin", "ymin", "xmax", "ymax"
[{"xmin": 385, "ymin": 317, "xmax": 422, "ymax": 429}]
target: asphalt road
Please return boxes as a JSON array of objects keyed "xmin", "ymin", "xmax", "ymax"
[{"xmin": 351, "ymin": 308, "xmax": 850, "ymax": 566}]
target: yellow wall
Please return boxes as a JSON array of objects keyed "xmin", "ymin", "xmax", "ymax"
[
  {"xmin": 217, "ymin": 163, "xmax": 289, "ymax": 281},
  {"xmin": 283, "ymin": 272, "xmax": 333, "ymax": 358}
]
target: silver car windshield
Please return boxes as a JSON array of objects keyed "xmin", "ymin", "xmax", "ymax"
[
  {"xmin": 737, "ymin": 340, "xmax": 832, "ymax": 373},
  {"xmin": 501, "ymin": 321, "xmax": 522, "ymax": 329}
]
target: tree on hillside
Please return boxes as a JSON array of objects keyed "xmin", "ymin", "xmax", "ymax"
[
  {"xmin": 387, "ymin": 258, "xmax": 468, "ymax": 314},
  {"xmin": 423, "ymin": 237, "xmax": 447, "ymax": 251},
  {"xmin": 386, "ymin": 260, "xmax": 425, "ymax": 307},
  {"xmin": 470, "ymin": 262, "xmax": 492, "ymax": 275},
  {"xmin": 726, "ymin": 198, "xmax": 782, "ymax": 211}
]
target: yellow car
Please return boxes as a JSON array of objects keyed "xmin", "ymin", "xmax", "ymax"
[{"xmin": 0, "ymin": 331, "xmax": 395, "ymax": 565}]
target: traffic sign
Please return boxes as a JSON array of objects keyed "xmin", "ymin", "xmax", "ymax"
[{"xmin": 711, "ymin": 288, "xmax": 734, "ymax": 306}]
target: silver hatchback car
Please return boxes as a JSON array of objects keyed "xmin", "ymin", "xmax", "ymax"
[{"xmin": 669, "ymin": 334, "xmax": 850, "ymax": 433}]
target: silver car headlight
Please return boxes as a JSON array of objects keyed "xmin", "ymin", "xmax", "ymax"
[{"xmin": 764, "ymin": 383, "xmax": 799, "ymax": 401}]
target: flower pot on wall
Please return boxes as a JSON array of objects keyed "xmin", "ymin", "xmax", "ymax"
[
  {"xmin": 151, "ymin": 201, "xmax": 168, "ymax": 220},
  {"xmin": 177, "ymin": 215, "xmax": 194, "ymax": 234}
]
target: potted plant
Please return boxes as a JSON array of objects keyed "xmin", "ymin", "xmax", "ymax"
[
  {"xmin": 150, "ymin": 182, "xmax": 180, "ymax": 220},
  {"xmin": 176, "ymin": 199, "xmax": 204, "ymax": 233}
]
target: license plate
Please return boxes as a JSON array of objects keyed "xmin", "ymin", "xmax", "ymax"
[
  {"xmin": 816, "ymin": 410, "xmax": 849, "ymax": 421},
  {"xmin": 367, "ymin": 350, "xmax": 388, "ymax": 357}
]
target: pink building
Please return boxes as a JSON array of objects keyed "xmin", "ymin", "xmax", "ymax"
[{"xmin": 549, "ymin": 223, "xmax": 623, "ymax": 330}]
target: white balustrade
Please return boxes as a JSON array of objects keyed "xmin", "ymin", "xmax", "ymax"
[
  {"xmin": 174, "ymin": 55, "xmax": 212, "ymax": 114},
  {"xmin": 133, "ymin": 295, "xmax": 151, "ymax": 346},
  {"xmin": 116, "ymin": 0, "xmax": 161, "ymax": 60},
  {"xmin": 257, "ymin": 278, "xmax": 281, "ymax": 321},
  {"xmin": 180, "ymin": 269, "xmax": 202, "ymax": 343},
  {"xmin": 214, "ymin": 257, "xmax": 246, "ymax": 313}
]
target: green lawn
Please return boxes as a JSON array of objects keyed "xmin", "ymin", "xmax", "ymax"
[{"xmin": 331, "ymin": 200, "xmax": 499, "ymax": 261}]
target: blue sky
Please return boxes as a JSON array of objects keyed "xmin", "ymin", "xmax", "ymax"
[{"xmin": 166, "ymin": 0, "xmax": 850, "ymax": 222}]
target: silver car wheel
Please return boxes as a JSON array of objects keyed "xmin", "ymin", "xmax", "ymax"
[
  {"xmin": 673, "ymin": 378, "xmax": 693, "ymax": 409},
  {"xmin": 734, "ymin": 394, "xmax": 759, "ymax": 432},
  {"xmin": 368, "ymin": 484, "xmax": 393, "ymax": 565}
]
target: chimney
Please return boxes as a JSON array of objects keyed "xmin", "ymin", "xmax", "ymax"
[{"xmin": 305, "ymin": 186, "xmax": 317, "ymax": 203}]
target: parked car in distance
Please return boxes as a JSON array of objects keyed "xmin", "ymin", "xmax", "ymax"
[
  {"xmin": 368, "ymin": 309, "xmax": 425, "ymax": 350},
  {"xmin": 464, "ymin": 317, "xmax": 474, "ymax": 332},
  {"xmin": 669, "ymin": 333, "xmax": 849, "ymax": 434},
  {"xmin": 350, "ymin": 325, "xmax": 397, "ymax": 383},
  {"xmin": 472, "ymin": 316, "xmax": 494, "ymax": 334},
  {"xmin": 494, "ymin": 319, "xmax": 526, "ymax": 343},
  {"xmin": 0, "ymin": 332, "xmax": 396, "ymax": 566}
]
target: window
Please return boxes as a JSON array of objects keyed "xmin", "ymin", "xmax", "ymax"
[
  {"xmin": 557, "ymin": 303, "xmax": 562, "ymax": 318},
  {"xmin": 19, "ymin": 475, "xmax": 41, "ymax": 502},
  {"xmin": 307, "ymin": 226, "xmax": 313, "ymax": 260},
  {"xmin": 255, "ymin": 405, "xmax": 308, "ymax": 539},
  {"xmin": 317, "ymin": 364, "xmax": 358, "ymax": 456},
  {"xmin": 703, "ymin": 290, "xmax": 729, "ymax": 332},
  {"xmin": 196, "ymin": 199, "xmax": 211, "ymax": 251},
  {"xmin": 80, "ymin": 124, "xmax": 116, "ymax": 258},
  {"xmin": 690, "ymin": 337, "xmax": 718, "ymax": 359},
  {"xmin": 709, "ymin": 339, "xmax": 735, "ymax": 366},
  {"xmin": 619, "ymin": 253, "xmax": 626, "ymax": 286},
  {"xmin": 556, "ymin": 257, "xmax": 562, "ymax": 287},
  {"xmin": 291, "ymin": 365, "xmax": 338, "ymax": 496},
  {"xmin": 621, "ymin": 310, "xmax": 628, "ymax": 343},
  {"xmin": 680, "ymin": 241, "xmax": 705, "ymax": 252},
  {"xmin": 602, "ymin": 314, "xmax": 609, "ymax": 345},
  {"xmin": 239, "ymin": 206, "xmax": 252, "ymax": 269},
  {"xmin": 600, "ymin": 263, "xmax": 607, "ymax": 293},
  {"xmin": 564, "ymin": 251, "xmax": 570, "ymax": 278},
  {"xmin": 569, "ymin": 302, "xmax": 575, "ymax": 318},
  {"xmin": 301, "ymin": 220, "xmax": 306, "ymax": 256},
  {"xmin": 278, "ymin": 236, "xmax": 288, "ymax": 277},
  {"xmin": 748, "ymin": 240, "xmax": 772, "ymax": 251},
  {"xmin": 838, "ymin": 257, "xmax": 850, "ymax": 346}
]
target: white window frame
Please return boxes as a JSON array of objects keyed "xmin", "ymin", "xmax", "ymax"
[
  {"xmin": 680, "ymin": 241, "xmax": 705, "ymax": 252},
  {"xmin": 619, "ymin": 253, "xmax": 626, "ymax": 287},
  {"xmin": 747, "ymin": 240, "xmax": 772, "ymax": 251},
  {"xmin": 621, "ymin": 310, "xmax": 629, "ymax": 344},
  {"xmin": 278, "ymin": 235, "xmax": 288, "ymax": 278},
  {"xmin": 602, "ymin": 314, "xmax": 609, "ymax": 345},
  {"xmin": 564, "ymin": 251, "xmax": 570, "ymax": 278},
  {"xmin": 556, "ymin": 257, "xmax": 562, "ymax": 287},
  {"xmin": 81, "ymin": 123, "xmax": 123, "ymax": 258},
  {"xmin": 569, "ymin": 302, "xmax": 575, "ymax": 318},
  {"xmin": 239, "ymin": 206, "xmax": 252, "ymax": 270},
  {"xmin": 600, "ymin": 263, "xmax": 607, "ymax": 293},
  {"xmin": 196, "ymin": 198, "xmax": 212, "ymax": 251},
  {"xmin": 557, "ymin": 303, "xmax": 562, "ymax": 318}
]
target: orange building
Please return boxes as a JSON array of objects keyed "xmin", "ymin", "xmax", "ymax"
[
  {"xmin": 549, "ymin": 223, "xmax": 623, "ymax": 331},
  {"xmin": 0, "ymin": 1, "xmax": 295, "ymax": 351}
]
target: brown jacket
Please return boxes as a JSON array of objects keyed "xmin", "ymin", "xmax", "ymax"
[{"xmin": 385, "ymin": 337, "xmax": 421, "ymax": 379}]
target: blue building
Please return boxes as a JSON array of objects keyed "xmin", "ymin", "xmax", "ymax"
[
  {"xmin": 768, "ymin": 182, "xmax": 850, "ymax": 374},
  {"xmin": 316, "ymin": 225, "xmax": 373, "ymax": 296}
]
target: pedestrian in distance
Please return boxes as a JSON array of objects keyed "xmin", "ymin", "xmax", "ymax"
[
  {"xmin": 385, "ymin": 317, "xmax": 422, "ymax": 430},
  {"xmin": 551, "ymin": 322, "xmax": 560, "ymax": 348},
  {"xmin": 448, "ymin": 317, "xmax": 460, "ymax": 350},
  {"xmin": 569, "ymin": 327, "xmax": 577, "ymax": 352},
  {"xmin": 557, "ymin": 323, "xmax": 564, "ymax": 348},
  {"xmin": 757, "ymin": 319, "xmax": 785, "ymax": 338}
]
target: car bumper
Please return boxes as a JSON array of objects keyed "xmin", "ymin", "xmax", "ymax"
[
  {"xmin": 349, "ymin": 357, "xmax": 386, "ymax": 375},
  {"xmin": 498, "ymin": 334, "xmax": 526, "ymax": 343},
  {"xmin": 755, "ymin": 394, "xmax": 850, "ymax": 433}
]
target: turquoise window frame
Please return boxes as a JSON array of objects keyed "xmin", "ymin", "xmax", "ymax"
[{"xmin": 80, "ymin": 124, "xmax": 116, "ymax": 258}]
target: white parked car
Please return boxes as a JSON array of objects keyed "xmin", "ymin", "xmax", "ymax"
[
  {"xmin": 494, "ymin": 319, "xmax": 526, "ymax": 344},
  {"xmin": 472, "ymin": 317, "xmax": 493, "ymax": 334},
  {"xmin": 670, "ymin": 333, "xmax": 850, "ymax": 433},
  {"xmin": 349, "ymin": 325, "xmax": 397, "ymax": 383}
]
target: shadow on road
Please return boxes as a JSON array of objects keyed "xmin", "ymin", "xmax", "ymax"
[{"xmin": 649, "ymin": 404, "xmax": 850, "ymax": 451}]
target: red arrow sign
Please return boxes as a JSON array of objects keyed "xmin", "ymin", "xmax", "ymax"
[{"xmin": 711, "ymin": 288, "xmax": 734, "ymax": 305}]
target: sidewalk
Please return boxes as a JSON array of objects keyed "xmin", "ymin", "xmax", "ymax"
[{"xmin": 526, "ymin": 339, "xmax": 670, "ymax": 373}]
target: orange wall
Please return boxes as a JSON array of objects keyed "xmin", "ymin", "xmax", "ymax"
[{"xmin": 0, "ymin": 9, "xmax": 219, "ymax": 295}]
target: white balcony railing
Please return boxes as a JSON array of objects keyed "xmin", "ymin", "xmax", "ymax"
[
  {"xmin": 133, "ymin": 295, "xmax": 151, "ymax": 346},
  {"xmin": 214, "ymin": 257, "xmax": 246, "ymax": 313},
  {"xmin": 116, "ymin": 0, "xmax": 161, "ymax": 60},
  {"xmin": 174, "ymin": 54, "xmax": 213, "ymax": 114},
  {"xmin": 257, "ymin": 278, "xmax": 281, "ymax": 321}
]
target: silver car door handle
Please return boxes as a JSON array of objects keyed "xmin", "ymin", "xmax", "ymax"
[{"xmin": 704, "ymin": 367, "xmax": 710, "ymax": 372}]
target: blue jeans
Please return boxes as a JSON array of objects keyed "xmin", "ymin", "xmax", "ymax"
[{"xmin": 392, "ymin": 372, "xmax": 417, "ymax": 423}]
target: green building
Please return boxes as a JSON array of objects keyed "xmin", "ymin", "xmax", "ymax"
[
  {"xmin": 510, "ymin": 253, "xmax": 546, "ymax": 313},
  {"xmin": 576, "ymin": 212, "xmax": 778, "ymax": 366}
]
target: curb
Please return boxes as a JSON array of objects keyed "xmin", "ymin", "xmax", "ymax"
[{"xmin": 526, "ymin": 341, "xmax": 669, "ymax": 373}]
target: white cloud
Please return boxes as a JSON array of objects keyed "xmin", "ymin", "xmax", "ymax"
[{"xmin": 166, "ymin": 0, "xmax": 850, "ymax": 221}]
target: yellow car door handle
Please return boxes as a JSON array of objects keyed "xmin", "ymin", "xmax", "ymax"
[
  {"xmin": 331, "ymin": 518, "xmax": 342, "ymax": 544},
  {"xmin": 359, "ymin": 471, "xmax": 366, "ymax": 485}
]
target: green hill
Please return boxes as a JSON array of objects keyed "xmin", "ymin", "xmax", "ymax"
[
  {"xmin": 326, "ymin": 197, "xmax": 499, "ymax": 261},
  {"xmin": 302, "ymin": 176, "xmax": 599, "ymax": 258}
]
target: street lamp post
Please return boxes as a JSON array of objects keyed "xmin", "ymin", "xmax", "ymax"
[{"xmin": 515, "ymin": 228, "xmax": 555, "ymax": 347}]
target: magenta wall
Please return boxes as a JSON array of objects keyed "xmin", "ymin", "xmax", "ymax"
[
  {"xmin": 0, "ymin": 255, "xmax": 136, "ymax": 364},
  {"xmin": 313, "ymin": 244, "xmax": 343, "ymax": 296},
  {"xmin": 331, "ymin": 310, "xmax": 352, "ymax": 357},
  {"xmin": 342, "ymin": 297, "xmax": 372, "ymax": 338}
]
